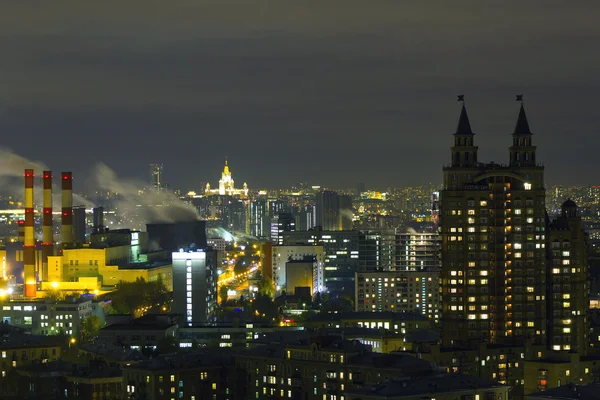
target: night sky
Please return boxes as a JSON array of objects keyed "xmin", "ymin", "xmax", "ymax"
[{"xmin": 0, "ymin": 1, "xmax": 598, "ymax": 190}]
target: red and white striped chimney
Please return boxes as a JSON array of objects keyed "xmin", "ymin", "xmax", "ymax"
[
  {"xmin": 24, "ymin": 169, "xmax": 36, "ymax": 297},
  {"xmin": 61, "ymin": 172, "xmax": 73, "ymax": 249},
  {"xmin": 42, "ymin": 171, "xmax": 53, "ymax": 281}
]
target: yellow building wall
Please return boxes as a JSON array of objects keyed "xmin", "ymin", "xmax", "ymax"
[
  {"xmin": 46, "ymin": 247, "xmax": 172, "ymax": 290},
  {"xmin": 47, "ymin": 256, "xmax": 63, "ymax": 282},
  {"xmin": 0, "ymin": 249, "xmax": 6, "ymax": 279},
  {"xmin": 523, "ymin": 356, "xmax": 594, "ymax": 395},
  {"xmin": 40, "ymin": 277, "xmax": 100, "ymax": 292},
  {"xmin": 98, "ymin": 264, "xmax": 173, "ymax": 290},
  {"xmin": 148, "ymin": 265, "xmax": 173, "ymax": 291}
]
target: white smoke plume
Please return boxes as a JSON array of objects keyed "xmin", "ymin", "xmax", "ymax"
[
  {"xmin": 0, "ymin": 148, "xmax": 48, "ymax": 177},
  {"xmin": 0, "ymin": 148, "xmax": 96, "ymax": 209},
  {"xmin": 91, "ymin": 163, "xmax": 200, "ymax": 226}
]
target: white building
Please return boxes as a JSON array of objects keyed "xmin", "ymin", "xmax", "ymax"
[
  {"xmin": 172, "ymin": 250, "xmax": 218, "ymax": 326},
  {"xmin": 272, "ymin": 245, "xmax": 325, "ymax": 294},
  {"xmin": 0, "ymin": 297, "xmax": 106, "ymax": 337},
  {"xmin": 204, "ymin": 159, "xmax": 248, "ymax": 197}
]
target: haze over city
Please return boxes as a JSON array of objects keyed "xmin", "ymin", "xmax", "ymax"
[
  {"xmin": 2, "ymin": 3, "xmax": 600, "ymax": 400},
  {"xmin": 0, "ymin": 1, "xmax": 599, "ymax": 189}
]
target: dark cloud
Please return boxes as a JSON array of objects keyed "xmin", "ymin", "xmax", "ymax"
[{"xmin": 0, "ymin": 1, "xmax": 598, "ymax": 189}]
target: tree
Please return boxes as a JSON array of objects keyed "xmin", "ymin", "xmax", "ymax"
[
  {"xmin": 257, "ymin": 277, "xmax": 275, "ymax": 298},
  {"xmin": 107, "ymin": 277, "xmax": 169, "ymax": 316},
  {"xmin": 79, "ymin": 315, "xmax": 101, "ymax": 343},
  {"xmin": 219, "ymin": 285, "xmax": 229, "ymax": 304},
  {"xmin": 44, "ymin": 290, "xmax": 66, "ymax": 303}
]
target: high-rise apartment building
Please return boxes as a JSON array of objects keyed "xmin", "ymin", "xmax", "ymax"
[
  {"xmin": 441, "ymin": 102, "xmax": 547, "ymax": 348},
  {"xmin": 172, "ymin": 249, "xmax": 219, "ymax": 325},
  {"xmin": 547, "ymin": 200, "xmax": 589, "ymax": 353},
  {"xmin": 355, "ymin": 269, "xmax": 441, "ymax": 322},
  {"xmin": 270, "ymin": 212, "xmax": 296, "ymax": 245},
  {"xmin": 394, "ymin": 232, "xmax": 441, "ymax": 271},
  {"xmin": 249, "ymin": 199, "xmax": 268, "ymax": 238},
  {"xmin": 359, "ymin": 229, "xmax": 396, "ymax": 271}
]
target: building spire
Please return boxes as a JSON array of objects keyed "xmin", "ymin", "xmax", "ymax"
[
  {"xmin": 455, "ymin": 96, "xmax": 473, "ymax": 135},
  {"xmin": 514, "ymin": 95, "xmax": 532, "ymax": 135}
]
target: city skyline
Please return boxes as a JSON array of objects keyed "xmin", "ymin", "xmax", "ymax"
[{"xmin": 0, "ymin": 2, "xmax": 598, "ymax": 188}]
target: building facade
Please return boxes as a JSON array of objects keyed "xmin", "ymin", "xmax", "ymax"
[
  {"xmin": 546, "ymin": 200, "xmax": 589, "ymax": 353},
  {"xmin": 355, "ymin": 270, "xmax": 441, "ymax": 323},
  {"xmin": 272, "ymin": 245, "xmax": 324, "ymax": 293},
  {"xmin": 441, "ymin": 102, "xmax": 547, "ymax": 347},
  {"xmin": 172, "ymin": 250, "xmax": 218, "ymax": 325}
]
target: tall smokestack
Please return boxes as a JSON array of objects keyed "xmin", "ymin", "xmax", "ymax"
[
  {"xmin": 61, "ymin": 172, "xmax": 73, "ymax": 249},
  {"xmin": 24, "ymin": 169, "xmax": 36, "ymax": 297},
  {"xmin": 42, "ymin": 171, "xmax": 53, "ymax": 281}
]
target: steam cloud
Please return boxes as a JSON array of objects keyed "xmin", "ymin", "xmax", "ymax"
[
  {"xmin": 92, "ymin": 163, "xmax": 200, "ymax": 226},
  {"xmin": 0, "ymin": 148, "xmax": 48, "ymax": 176}
]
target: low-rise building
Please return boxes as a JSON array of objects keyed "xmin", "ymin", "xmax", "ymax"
[
  {"xmin": 0, "ymin": 295, "xmax": 102, "ymax": 336},
  {"xmin": 98, "ymin": 315, "xmax": 177, "ymax": 351},
  {"xmin": 178, "ymin": 321, "xmax": 302, "ymax": 349},
  {"xmin": 235, "ymin": 335, "xmax": 497, "ymax": 400},
  {"xmin": 122, "ymin": 349, "xmax": 239, "ymax": 400},
  {"xmin": 525, "ymin": 383, "xmax": 600, "ymax": 400},
  {"xmin": 79, "ymin": 342, "xmax": 146, "ymax": 367},
  {"xmin": 345, "ymin": 374, "xmax": 509, "ymax": 400},
  {"xmin": 0, "ymin": 332, "xmax": 63, "ymax": 397},
  {"xmin": 303, "ymin": 311, "xmax": 431, "ymax": 338},
  {"xmin": 13, "ymin": 360, "xmax": 123, "ymax": 400}
]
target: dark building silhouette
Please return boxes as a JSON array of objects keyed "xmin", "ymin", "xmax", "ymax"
[
  {"xmin": 73, "ymin": 206, "xmax": 86, "ymax": 247},
  {"xmin": 316, "ymin": 190, "xmax": 339, "ymax": 231},
  {"xmin": 146, "ymin": 220, "xmax": 207, "ymax": 252}
]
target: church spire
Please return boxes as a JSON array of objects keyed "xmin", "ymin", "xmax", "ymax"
[
  {"xmin": 223, "ymin": 157, "xmax": 230, "ymax": 174},
  {"xmin": 455, "ymin": 104, "xmax": 473, "ymax": 135},
  {"xmin": 513, "ymin": 103, "xmax": 532, "ymax": 135},
  {"xmin": 509, "ymin": 95, "xmax": 536, "ymax": 167},
  {"xmin": 451, "ymin": 96, "xmax": 478, "ymax": 167}
]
